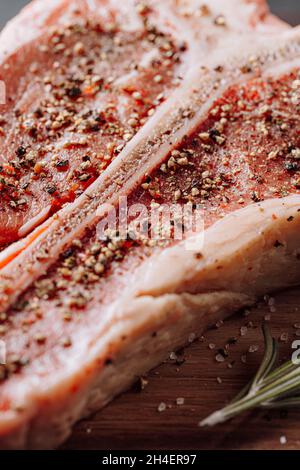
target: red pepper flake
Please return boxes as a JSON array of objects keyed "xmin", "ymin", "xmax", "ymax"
[
  {"xmin": 0, "ymin": 398, "xmax": 10, "ymax": 411},
  {"xmin": 83, "ymin": 85, "xmax": 97, "ymax": 97},
  {"xmin": 3, "ymin": 164, "xmax": 15, "ymax": 175}
]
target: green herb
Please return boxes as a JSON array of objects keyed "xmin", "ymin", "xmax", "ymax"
[{"xmin": 200, "ymin": 324, "xmax": 300, "ymax": 427}]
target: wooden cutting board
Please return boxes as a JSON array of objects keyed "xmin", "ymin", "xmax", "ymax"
[{"xmin": 63, "ymin": 287, "xmax": 300, "ymax": 450}]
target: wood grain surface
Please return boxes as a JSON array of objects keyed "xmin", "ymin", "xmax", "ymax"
[{"xmin": 62, "ymin": 288, "xmax": 300, "ymax": 450}]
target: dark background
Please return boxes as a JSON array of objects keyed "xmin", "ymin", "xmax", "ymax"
[{"xmin": 0, "ymin": 0, "xmax": 299, "ymax": 29}]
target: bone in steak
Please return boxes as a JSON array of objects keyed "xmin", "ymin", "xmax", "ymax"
[
  {"xmin": 0, "ymin": 0, "xmax": 288, "ymax": 307},
  {"xmin": 0, "ymin": 0, "xmax": 299, "ymax": 450},
  {"xmin": 0, "ymin": 0, "xmax": 286, "ymax": 248}
]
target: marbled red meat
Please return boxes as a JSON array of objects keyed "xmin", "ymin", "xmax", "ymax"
[
  {"xmin": 0, "ymin": 0, "xmax": 286, "ymax": 247},
  {"xmin": 0, "ymin": 0, "xmax": 299, "ymax": 450}
]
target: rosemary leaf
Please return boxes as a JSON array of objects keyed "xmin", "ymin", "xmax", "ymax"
[
  {"xmin": 251, "ymin": 323, "xmax": 277, "ymax": 389},
  {"xmin": 199, "ymin": 324, "xmax": 300, "ymax": 427}
]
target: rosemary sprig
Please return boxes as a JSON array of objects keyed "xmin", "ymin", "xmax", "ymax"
[{"xmin": 200, "ymin": 323, "xmax": 300, "ymax": 427}]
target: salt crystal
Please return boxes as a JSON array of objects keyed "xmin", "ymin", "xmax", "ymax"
[
  {"xmin": 176, "ymin": 397, "xmax": 185, "ymax": 406},
  {"xmin": 240, "ymin": 326, "xmax": 248, "ymax": 336},
  {"xmin": 280, "ymin": 435, "xmax": 287, "ymax": 445},
  {"xmin": 188, "ymin": 332, "xmax": 196, "ymax": 343},
  {"xmin": 158, "ymin": 402, "xmax": 166, "ymax": 412},
  {"xmin": 215, "ymin": 353, "xmax": 225, "ymax": 363}
]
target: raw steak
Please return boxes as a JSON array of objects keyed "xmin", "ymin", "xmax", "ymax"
[
  {"xmin": 0, "ymin": 15, "xmax": 299, "ymax": 449},
  {"xmin": 0, "ymin": 0, "xmax": 286, "ymax": 247}
]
